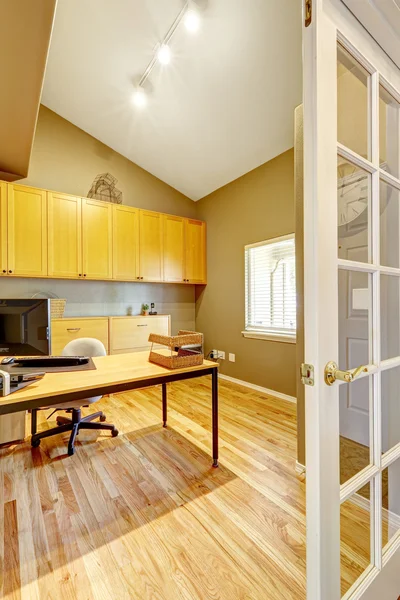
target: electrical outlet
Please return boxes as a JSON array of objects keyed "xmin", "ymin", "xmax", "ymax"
[
  {"xmin": 229, "ymin": 353, "xmax": 235, "ymax": 362},
  {"xmin": 212, "ymin": 349, "xmax": 218, "ymax": 359},
  {"xmin": 218, "ymin": 350, "xmax": 225, "ymax": 360}
]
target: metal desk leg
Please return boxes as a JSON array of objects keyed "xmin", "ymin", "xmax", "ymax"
[
  {"xmin": 212, "ymin": 369, "xmax": 219, "ymax": 467},
  {"xmin": 31, "ymin": 408, "xmax": 38, "ymax": 436},
  {"xmin": 162, "ymin": 383, "xmax": 167, "ymax": 427}
]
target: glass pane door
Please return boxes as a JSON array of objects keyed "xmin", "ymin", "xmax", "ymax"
[{"xmin": 337, "ymin": 36, "xmax": 400, "ymax": 597}]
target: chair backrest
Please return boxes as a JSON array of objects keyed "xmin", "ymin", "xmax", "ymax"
[{"xmin": 62, "ymin": 337, "xmax": 107, "ymax": 358}]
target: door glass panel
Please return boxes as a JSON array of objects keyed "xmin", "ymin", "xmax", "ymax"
[
  {"xmin": 380, "ymin": 274, "xmax": 400, "ymax": 360},
  {"xmin": 340, "ymin": 376, "xmax": 372, "ymax": 486},
  {"xmin": 382, "ymin": 460, "xmax": 400, "ymax": 549},
  {"xmin": 338, "ymin": 157, "xmax": 371, "ymax": 262},
  {"xmin": 341, "ymin": 481, "xmax": 372, "ymax": 597},
  {"xmin": 382, "ymin": 366, "xmax": 400, "ymax": 454},
  {"xmin": 338, "ymin": 269, "xmax": 370, "ymax": 370},
  {"xmin": 380, "ymin": 179, "xmax": 400, "ymax": 268},
  {"xmin": 337, "ymin": 45, "xmax": 370, "ymax": 160},
  {"xmin": 339, "ymin": 268, "xmax": 372, "ymax": 485},
  {"xmin": 379, "ymin": 85, "xmax": 400, "ymax": 180}
]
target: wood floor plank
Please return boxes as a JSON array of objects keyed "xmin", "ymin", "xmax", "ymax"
[
  {"xmin": 4, "ymin": 499, "xmax": 21, "ymax": 599},
  {"xmin": 0, "ymin": 376, "xmax": 371, "ymax": 599}
]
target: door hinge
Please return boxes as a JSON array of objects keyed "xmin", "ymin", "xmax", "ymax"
[
  {"xmin": 305, "ymin": 0, "xmax": 312, "ymax": 27},
  {"xmin": 300, "ymin": 363, "xmax": 314, "ymax": 386}
]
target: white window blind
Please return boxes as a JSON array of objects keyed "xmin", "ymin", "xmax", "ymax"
[{"xmin": 244, "ymin": 234, "xmax": 296, "ymax": 340}]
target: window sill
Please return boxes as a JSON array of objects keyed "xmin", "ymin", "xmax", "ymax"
[{"xmin": 242, "ymin": 330, "xmax": 296, "ymax": 344}]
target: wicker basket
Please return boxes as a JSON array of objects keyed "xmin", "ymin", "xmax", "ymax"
[
  {"xmin": 148, "ymin": 330, "xmax": 204, "ymax": 369},
  {"xmin": 50, "ymin": 299, "xmax": 66, "ymax": 319}
]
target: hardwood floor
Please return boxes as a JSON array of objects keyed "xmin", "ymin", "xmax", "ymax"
[{"xmin": 0, "ymin": 376, "xmax": 371, "ymax": 599}]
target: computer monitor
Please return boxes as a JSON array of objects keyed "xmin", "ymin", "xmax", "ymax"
[{"xmin": 0, "ymin": 299, "xmax": 51, "ymax": 356}]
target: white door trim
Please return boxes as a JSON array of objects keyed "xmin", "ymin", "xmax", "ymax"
[{"xmin": 341, "ymin": 0, "xmax": 400, "ymax": 69}]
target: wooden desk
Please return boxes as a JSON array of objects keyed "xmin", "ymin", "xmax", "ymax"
[{"xmin": 0, "ymin": 352, "xmax": 219, "ymax": 466}]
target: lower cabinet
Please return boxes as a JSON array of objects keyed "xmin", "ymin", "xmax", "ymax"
[
  {"xmin": 109, "ymin": 315, "xmax": 170, "ymax": 354},
  {"xmin": 51, "ymin": 315, "xmax": 170, "ymax": 356},
  {"xmin": 51, "ymin": 318, "xmax": 109, "ymax": 355}
]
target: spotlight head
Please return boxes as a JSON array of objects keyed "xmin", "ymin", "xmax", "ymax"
[
  {"xmin": 157, "ymin": 44, "xmax": 171, "ymax": 65},
  {"xmin": 184, "ymin": 9, "xmax": 201, "ymax": 32},
  {"xmin": 132, "ymin": 87, "xmax": 147, "ymax": 108}
]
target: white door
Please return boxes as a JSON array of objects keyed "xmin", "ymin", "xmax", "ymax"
[{"xmin": 303, "ymin": 1, "xmax": 400, "ymax": 599}]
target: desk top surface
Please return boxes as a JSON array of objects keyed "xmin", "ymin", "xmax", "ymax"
[{"xmin": 0, "ymin": 352, "xmax": 217, "ymax": 411}]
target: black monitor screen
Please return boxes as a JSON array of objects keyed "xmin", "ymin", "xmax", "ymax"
[{"xmin": 0, "ymin": 299, "xmax": 50, "ymax": 356}]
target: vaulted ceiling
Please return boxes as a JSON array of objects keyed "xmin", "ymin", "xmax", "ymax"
[{"xmin": 42, "ymin": 0, "xmax": 302, "ymax": 200}]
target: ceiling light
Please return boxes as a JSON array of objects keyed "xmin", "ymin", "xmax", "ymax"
[
  {"xmin": 157, "ymin": 44, "xmax": 171, "ymax": 65},
  {"xmin": 184, "ymin": 9, "xmax": 200, "ymax": 33},
  {"xmin": 131, "ymin": 87, "xmax": 147, "ymax": 108}
]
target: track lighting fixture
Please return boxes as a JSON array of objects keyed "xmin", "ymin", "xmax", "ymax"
[{"xmin": 132, "ymin": 1, "xmax": 204, "ymax": 109}]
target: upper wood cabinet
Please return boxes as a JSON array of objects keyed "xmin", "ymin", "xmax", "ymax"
[
  {"xmin": 112, "ymin": 205, "xmax": 139, "ymax": 281},
  {"xmin": 185, "ymin": 219, "xmax": 206, "ymax": 284},
  {"xmin": 139, "ymin": 210, "xmax": 163, "ymax": 281},
  {"xmin": 0, "ymin": 183, "xmax": 7, "ymax": 275},
  {"xmin": 163, "ymin": 214, "xmax": 185, "ymax": 282},
  {"xmin": 82, "ymin": 198, "xmax": 113, "ymax": 280},
  {"xmin": 7, "ymin": 184, "xmax": 47, "ymax": 276},
  {"xmin": 48, "ymin": 192, "xmax": 82, "ymax": 278},
  {"xmin": 0, "ymin": 181, "xmax": 206, "ymax": 284}
]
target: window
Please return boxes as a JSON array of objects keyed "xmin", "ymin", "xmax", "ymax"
[{"xmin": 243, "ymin": 234, "xmax": 296, "ymax": 343}]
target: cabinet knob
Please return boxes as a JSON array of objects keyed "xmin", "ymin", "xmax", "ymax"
[
  {"xmin": 83, "ymin": 274, "xmax": 87, "ymax": 277},
  {"xmin": 2, "ymin": 270, "xmax": 6, "ymax": 273},
  {"xmin": 8, "ymin": 270, "xmax": 12, "ymax": 274},
  {"xmin": 78, "ymin": 274, "xmax": 82, "ymax": 277}
]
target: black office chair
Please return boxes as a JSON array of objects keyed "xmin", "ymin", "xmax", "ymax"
[{"xmin": 31, "ymin": 338, "xmax": 118, "ymax": 455}]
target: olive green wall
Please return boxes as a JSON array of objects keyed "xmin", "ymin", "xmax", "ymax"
[
  {"xmin": 20, "ymin": 105, "xmax": 197, "ymax": 219},
  {"xmin": 195, "ymin": 149, "xmax": 296, "ymax": 397}
]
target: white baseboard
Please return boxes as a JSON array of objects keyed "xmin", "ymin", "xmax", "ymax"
[
  {"xmin": 295, "ymin": 461, "xmax": 306, "ymax": 475},
  {"xmin": 218, "ymin": 373, "xmax": 296, "ymax": 404}
]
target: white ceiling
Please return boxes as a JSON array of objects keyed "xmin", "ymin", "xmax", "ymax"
[{"xmin": 42, "ymin": 0, "xmax": 302, "ymax": 200}]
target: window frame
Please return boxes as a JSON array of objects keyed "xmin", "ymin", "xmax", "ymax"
[{"xmin": 242, "ymin": 233, "xmax": 296, "ymax": 344}]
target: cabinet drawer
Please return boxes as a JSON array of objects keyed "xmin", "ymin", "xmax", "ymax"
[
  {"xmin": 110, "ymin": 316, "xmax": 169, "ymax": 353},
  {"xmin": 51, "ymin": 318, "xmax": 109, "ymax": 355}
]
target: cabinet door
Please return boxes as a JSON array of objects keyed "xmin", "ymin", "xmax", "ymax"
[
  {"xmin": 110, "ymin": 316, "xmax": 170, "ymax": 354},
  {"xmin": 0, "ymin": 182, "xmax": 7, "ymax": 275},
  {"xmin": 139, "ymin": 210, "xmax": 163, "ymax": 281},
  {"xmin": 48, "ymin": 192, "xmax": 82, "ymax": 278},
  {"xmin": 82, "ymin": 198, "xmax": 112, "ymax": 280},
  {"xmin": 185, "ymin": 219, "xmax": 206, "ymax": 283},
  {"xmin": 112, "ymin": 205, "xmax": 139, "ymax": 281},
  {"xmin": 51, "ymin": 318, "xmax": 109, "ymax": 355},
  {"xmin": 163, "ymin": 214, "xmax": 185, "ymax": 282},
  {"xmin": 7, "ymin": 184, "xmax": 47, "ymax": 276}
]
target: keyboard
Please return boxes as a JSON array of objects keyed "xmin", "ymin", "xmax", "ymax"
[{"xmin": 14, "ymin": 356, "xmax": 90, "ymax": 368}]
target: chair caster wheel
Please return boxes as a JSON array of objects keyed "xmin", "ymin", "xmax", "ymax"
[
  {"xmin": 112, "ymin": 428, "xmax": 119, "ymax": 437},
  {"xmin": 31, "ymin": 438, "xmax": 41, "ymax": 448},
  {"xmin": 100, "ymin": 415, "xmax": 106, "ymax": 422}
]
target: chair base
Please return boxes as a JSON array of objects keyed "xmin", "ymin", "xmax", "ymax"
[{"xmin": 31, "ymin": 408, "xmax": 119, "ymax": 456}]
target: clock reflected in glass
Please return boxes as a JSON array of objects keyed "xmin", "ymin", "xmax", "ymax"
[
  {"xmin": 337, "ymin": 158, "xmax": 369, "ymax": 228},
  {"xmin": 337, "ymin": 157, "xmax": 371, "ymax": 264}
]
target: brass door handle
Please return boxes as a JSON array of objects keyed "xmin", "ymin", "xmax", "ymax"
[{"xmin": 324, "ymin": 361, "xmax": 369, "ymax": 386}]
